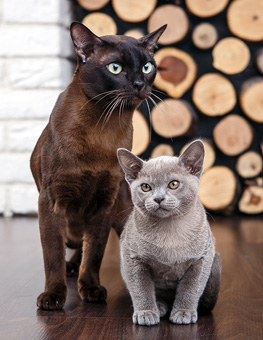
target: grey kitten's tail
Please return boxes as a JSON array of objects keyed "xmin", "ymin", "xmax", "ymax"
[{"xmin": 198, "ymin": 252, "xmax": 222, "ymax": 313}]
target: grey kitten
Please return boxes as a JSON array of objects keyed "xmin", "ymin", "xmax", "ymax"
[{"xmin": 117, "ymin": 140, "xmax": 221, "ymax": 326}]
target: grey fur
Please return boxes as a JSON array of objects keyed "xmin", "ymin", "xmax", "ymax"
[{"xmin": 117, "ymin": 140, "xmax": 221, "ymax": 326}]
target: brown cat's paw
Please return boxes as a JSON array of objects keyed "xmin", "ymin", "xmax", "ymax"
[
  {"xmin": 79, "ymin": 285, "xmax": 107, "ymax": 302},
  {"xmin": 37, "ymin": 292, "xmax": 66, "ymax": 310},
  {"xmin": 169, "ymin": 309, "xmax": 198, "ymax": 324},
  {"xmin": 66, "ymin": 261, "xmax": 79, "ymax": 277},
  {"xmin": 133, "ymin": 310, "xmax": 160, "ymax": 326}
]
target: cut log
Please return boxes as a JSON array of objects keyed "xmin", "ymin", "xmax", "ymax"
[
  {"xmin": 132, "ymin": 110, "xmax": 150, "ymax": 156},
  {"xmin": 154, "ymin": 47, "xmax": 197, "ymax": 98},
  {"xmin": 151, "ymin": 144, "xmax": 174, "ymax": 158},
  {"xmin": 151, "ymin": 99, "xmax": 198, "ymax": 138},
  {"xmin": 192, "ymin": 23, "xmax": 218, "ymax": 50},
  {"xmin": 112, "ymin": 0, "xmax": 157, "ymax": 23},
  {"xmin": 78, "ymin": 0, "xmax": 110, "ymax": 11},
  {"xmin": 213, "ymin": 114, "xmax": 253, "ymax": 156},
  {"xmin": 236, "ymin": 151, "xmax": 263, "ymax": 178},
  {"xmin": 199, "ymin": 166, "xmax": 239, "ymax": 214},
  {"xmin": 148, "ymin": 5, "xmax": 189, "ymax": 45},
  {"xmin": 192, "ymin": 73, "xmax": 236, "ymax": 116},
  {"xmin": 186, "ymin": 0, "xmax": 229, "ymax": 18},
  {"xmin": 124, "ymin": 29, "xmax": 144, "ymax": 39},
  {"xmin": 227, "ymin": 0, "xmax": 263, "ymax": 42},
  {"xmin": 255, "ymin": 48, "xmax": 263, "ymax": 74},
  {"xmin": 82, "ymin": 13, "xmax": 117, "ymax": 36},
  {"xmin": 180, "ymin": 139, "xmax": 216, "ymax": 172},
  {"xmin": 239, "ymin": 184, "xmax": 263, "ymax": 214},
  {"xmin": 212, "ymin": 37, "xmax": 250, "ymax": 75},
  {"xmin": 240, "ymin": 77, "xmax": 263, "ymax": 123}
]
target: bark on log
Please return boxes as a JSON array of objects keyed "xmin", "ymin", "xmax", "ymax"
[
  {"xmin": 192, "ymin": 23, "xmax": 218, "ymax": 50},
  {"xmin": 154, "ymin": 47, "xmax": 197, "ymax": 98},
  {"xmin": 148, "ymin": 5, "xmax": 189, "ymax": 45},
  {"xmin": 213, "ymin": 114, "xmax": 253, "ymax": 156},
  {"xmin": 151, "ymin": 144, "xmax": 174, "ymax": 158},
  {"xmin": 227, "ymin": 0, "xmax": 263, "ymax": 42},
  {"xmin": 199, "ymin": 166, "xmax": 239, "ymax": 214},
  {"xmin": 240, "ymin": 77, "xmax": 263, "ymax": 123},
  {"xmin": 255, "ymin": 48, "xmax": 263, "ymax": 74},
  {"xmin": 180, "ymin": 139, "xmax": 216, "ymax": 172},
  {"xmin": 236, "ymin": 151, "xmax": 263, "ymax": 178},
  {"xmin": 192, "ymin": 73, "xmax": 236, "ymax": 116},
  {"xmin": 239, "ymin": 182, "xmax": 263, "ymax": 214},
  {"xmin": 186, "ymin": 0, "xmax": 229, "ymax": 18},
  {"xmin": 212, "ymin": 37, "xmax": 250, "ymax": 75},
  {"xmin": 78, "ymin": 0, "xmax": 110, "ymax": 11},
  {"xmin": 112, "ymin": 0, "xmax": 157, "ymax": 23},
  {"xmin": 132, "ymin": 110, "xmax": 150, "ymax": 156},
  {"xmin": 151, "ymin": 99, "xmax": 198, "ymax": 138},
  {"xmin": 82, "ymin": 13, "xmax": 117, "ymax": 36}
]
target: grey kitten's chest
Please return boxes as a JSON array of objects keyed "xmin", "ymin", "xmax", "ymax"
[{"xmin": 147, "ymin": 257, "xmax": 195, "ymax": 289}]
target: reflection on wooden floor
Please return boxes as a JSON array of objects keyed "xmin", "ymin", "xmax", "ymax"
[{"xmin": 0, "ymin": 215, "xmax": 262, "ymax": 339}]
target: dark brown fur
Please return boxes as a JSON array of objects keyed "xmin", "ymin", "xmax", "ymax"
[{"xmin": 30, "ymin": 22, "xmax": 166, "ymax": 309}]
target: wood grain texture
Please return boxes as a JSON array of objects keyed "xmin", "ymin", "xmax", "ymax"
[{"xmin": 1, "ymin": 216, "xmax": 263, "ymax": 339}]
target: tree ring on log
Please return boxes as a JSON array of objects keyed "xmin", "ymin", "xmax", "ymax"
[
  {"xmin": 213, "ymin": 114, "xmax": 253, "ymax": 156},
  {"xmin": 148, "ymin": 5, "xmax": 189, "ymax": 45},
  {"xmin": 154, "ymin": 48, "xmax": 197, "ymax": 98},
  {"xmin": 186, "ymin": 0, "xmax": 229, "ymax": 18},
  {"xmin": 227, "ymin": 0, "xmax": 263, "ymax": 42},
  {"xmin": 112, "ymin": 0, "xmax": 157, "ymax": 23},
  {"xmin": 131, "ymin": 110, "xmax": 150, "ymax": 156},
  {"xmin": 192, "ymin": 73, "xmax": 236, "ymax": 116},
  {"xmin": 212, "ymin": 37, "xmax": 250, "ymax": 75},
  {"xmin": 192, "ymin": 23, "xmax": 218, "ymax": 50},
  {"xmin": 82, "ymin": 13, "xmax": 117, "ymax": 36}
]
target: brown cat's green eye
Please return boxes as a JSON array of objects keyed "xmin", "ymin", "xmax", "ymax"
[
  {"xmin": 107, "ymin": 63, "xmax": 122, "ymax": 74},
  {"xmin": 141, "ymin": 183, "xmax": 151, "ymax": 192},
  {"xmin": 168, "ymin": 180, "xmax": 179, "ymax": 190},
  {"xmin": 142, "ymin": 62, "xmax": 153, "ymax": 74}
]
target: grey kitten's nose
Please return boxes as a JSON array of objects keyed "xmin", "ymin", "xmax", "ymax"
[
  {"xmin": 133, "ymin": 80, "xmax": 144, "ymax": 91},
  {"xmin": 154, "ymin": 197, "xmax": 164, "ymax": 204}
]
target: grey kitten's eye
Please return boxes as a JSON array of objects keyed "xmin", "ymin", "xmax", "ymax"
[
  {"xmin": 168, "ymin": 180, "xmax": 179, "ymax": 190},
  {"xmin": 142, "ymin": 62, "xmax": 153, "ymax": 74},
  {"xmin": 141, "ymin": 183, "xmax": 152, "ymax": 192},
  {"xmin": 107, "ymin": 63, "xmax": 122, "ymax": 74}
]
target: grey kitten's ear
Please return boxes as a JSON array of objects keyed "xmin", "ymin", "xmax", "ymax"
[
  {"xmin": 178, "ymin": 140, "xmax": 205, "ymax": 178},
  {"xmin": 117, "ymin": 148, "xmax": 144, "ymax": 184},
  {"xmin": 139, "ymin": 25, "xmax": 167, "ymax": 53},
  {"xmin": 70, "ymin": 22, "xmax": 103, "ymax": 63}
]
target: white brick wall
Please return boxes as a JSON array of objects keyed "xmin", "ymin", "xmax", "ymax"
[{"xmin": 0, "ymin": 0, "xmax": 76, "ymax": 216}]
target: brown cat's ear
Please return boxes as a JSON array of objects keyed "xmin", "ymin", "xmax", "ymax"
[
  {"xmin": 178, "ymin": 140, "xmax": 205, "ymax": 178},
  {"xmin": 139, "ymin": 25, "xmax": 167, "ymax": 53},
  {"xmin": 117, "ymin": 148, "xmax": 144, "ymax": 184},
  {"xmin": 70, "ymin": 22, "xmax": 103, "ymax": 63}
]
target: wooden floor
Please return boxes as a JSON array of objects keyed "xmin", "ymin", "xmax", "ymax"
[{"xmin": 0, "ymin": 216, "xmax": 263, "ymax": 340}]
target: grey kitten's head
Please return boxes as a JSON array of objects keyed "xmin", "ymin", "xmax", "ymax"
[{"xmin": 117, "ymin": 140, "xmax": 204, "ymax": 218}]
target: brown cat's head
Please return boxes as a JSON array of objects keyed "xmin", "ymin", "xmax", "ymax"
[{"xmin": 70, "ymin": 22, "xmax": 166, "ymax": 110}]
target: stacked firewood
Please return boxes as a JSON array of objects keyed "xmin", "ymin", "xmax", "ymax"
[{"xmin": 77, "ymin": 0, "xmax": 263, "ymax": 215}]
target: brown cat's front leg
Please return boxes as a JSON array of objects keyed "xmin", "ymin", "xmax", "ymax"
[
  {"xmin": 78, "ymin": 222, "xmax": 111, "ymax": 302},
  {"xmin": 37, "ymin": 193, "xmax": 67, "ymax": 310}
]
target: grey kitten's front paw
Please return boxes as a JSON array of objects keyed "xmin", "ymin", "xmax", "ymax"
[
  {"xmin": 133, "ymin": 310, "xmax": 160, "ymax": 326},
  {"xmin": 169, "ymin": 309, "xmax": 198, "ymax": 324}
]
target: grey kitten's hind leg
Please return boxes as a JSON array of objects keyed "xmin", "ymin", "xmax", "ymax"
[
  {"xmin": 198, "ymin": 252, "xmax": 221, "ymax": 313},
  {"xmin": 157, "ymin": 300, "xmax": 169, "ymax": 317}
]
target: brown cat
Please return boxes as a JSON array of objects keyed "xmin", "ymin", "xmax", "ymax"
[{"xmin": 30, "ymin": 22, "xmax": 166, "ymax": 310}]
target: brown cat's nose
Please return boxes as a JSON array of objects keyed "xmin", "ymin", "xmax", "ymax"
[{"xmin": 133, "ymin": 80, "xmax": 144, "ymax": 91}]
